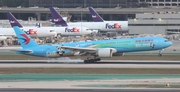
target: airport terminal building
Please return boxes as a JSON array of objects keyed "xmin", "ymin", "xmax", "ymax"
[
  {"xmin": 29, "ymin": 0, "xmax": 139, "ymax": 8},
  {"xmin": 128, "ymin": 12, "xmax": 180, "ymax": 35},
  {"xmin": 139, "ymin": 0, "xmax": 180, "ymax": 7}
]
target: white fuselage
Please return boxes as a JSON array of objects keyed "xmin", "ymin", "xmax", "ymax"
[
  {"xmin": 0, "ymin": 26, "xmax": 92, "ymax": 37},
  {"xmin": 0, "ymin": 27, "xmax": 57, "ymax": 37},
  {"xmin": 50, "ymin": 26, "xmax": 92, "ymax": 36},
  {"xmin": 67, "ymin": 21, "xmax": 128, "ymax": 32}
]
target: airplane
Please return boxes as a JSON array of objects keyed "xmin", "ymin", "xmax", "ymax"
[
  {"xmin": 48, "ymin": 7, "xmax": 92, "ymax": 36},
  {"xmin": 7, "ymin": 12, "xmax": 92, "ymax": 37},
  {"xmin": 4, "ymin": 12, "xmax": 57, "ymax": 38},
  {"xmin": 12, "ymin": 25, "xmax": 172, "ymax": 63},
  {"xmin": 0, "ymin": 33, "xmax": 7, "ymax": 41},
  {"xmin": 50, "ymin": 7, "xmax": 128, "ymax": 32}
]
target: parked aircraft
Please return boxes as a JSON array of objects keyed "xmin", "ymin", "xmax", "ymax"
[
  {"xmin": 8, "ymin": 12, "xmax": 92, "ymax": 37},
  {"xmin": 12, "ymin": 25, "xmax": 172, "ymax": 63},
  {"xmin": 50, "ymin": 7, "xmax": 128, "ymax": 32},
  {"xmin": 5, "ymin": 12, "xmax": 57, "ymax": 38}
]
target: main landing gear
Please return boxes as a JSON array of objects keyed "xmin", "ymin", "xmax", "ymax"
[
  {"xmin": 84, "ymin": 55, "xmax": 101, "ymax": 63},
  {"xmin": 158, "ymin": 49, "xmax": 164, "ymax": 57}
]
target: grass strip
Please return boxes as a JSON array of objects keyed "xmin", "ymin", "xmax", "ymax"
[{"xmin": 0, "ymin": 68, "xmax": 179, "ymax": 74}]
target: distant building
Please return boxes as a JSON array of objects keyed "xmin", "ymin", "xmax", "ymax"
[
  {"xmin": 139, "ymin": 0, "xmax": 180, "ymax": 7},
  {"xmin": 29, "ymin": 0, "xmax": 139, "ymax": 8},
  {"xmin": 128, "ymin": 12, "xmax": 180, "ymax": 35}
]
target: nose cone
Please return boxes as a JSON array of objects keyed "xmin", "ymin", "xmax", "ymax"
[
  {"xmin": 50, "ymin": 31, "xmax": 57, "ymax": 36},
  {"xmin": 84, "ymin": 30, "xmax": 93, "ymax": 35},
  {"xmin": 0, "ymin": 36, "xmax": 7, "ymax": 40},
  {"xmin": 88, "ymin": 30, "xmax": 93, "ymax": 34},
  {"xmin": 168, "ymin": 41, "xmax": 173, "ymax": 46},
  {"xmin": 164, "ymin": 41, "xmax": 173, "ymax": 48}
]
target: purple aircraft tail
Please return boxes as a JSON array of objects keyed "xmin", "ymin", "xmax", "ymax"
[
  {"xmin": 7, "ymin": 12, "xmax": 23, "ymax": 27},
  {"xmin": 49, "ymin": 7, "xmax": 68, "ymax": 26},
  {"xmin": 88, "ymin": 7, "xmax": 104, "ymax": 22}
]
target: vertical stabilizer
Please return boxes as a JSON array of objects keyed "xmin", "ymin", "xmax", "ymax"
[
  {"xmin": 7, "ymin": 12, "xmax": 23, "ymax": 27},
  {"xmin": 12, "ymin": 26, "xmax": 39, "ymax": 49},
  {"xmin": 49, "ymin": 7, "xmax": 68, "ymax": 26},
  {"xmin": 88, "ymin": 7, "xmax": 104, "ymax": 22}
]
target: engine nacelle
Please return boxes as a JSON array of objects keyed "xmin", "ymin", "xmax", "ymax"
[{"xmin": 97, "ymin": 48, "xmax": 117, "ymax": 58}]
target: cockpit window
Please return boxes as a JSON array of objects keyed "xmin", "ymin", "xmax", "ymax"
[
  {"xmin": 50, "ymin": 30, "xmax": 55, "ymax": 32},
  {"xmin": 86, "ymin": 29, "xmax": 92, "ymax": 31},
  {"xmin": 164, "ymin": 40, "xmax": 170, "ymax": 42}
]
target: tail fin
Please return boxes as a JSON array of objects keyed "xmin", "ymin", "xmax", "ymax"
[
  {"xmin": 12, "ymin": 26, "xmax": 39, "ymax": 49},
  {"xmin": 49, "ymin": 7, "xmax": 68, "ymax": 26},
  {"xmin": 88, "ymin": 7, "xmax": 104, "ymax": 22},
  {"xmin": 7, "ymin": 12, "xmax": 23, "ymax": 27}
]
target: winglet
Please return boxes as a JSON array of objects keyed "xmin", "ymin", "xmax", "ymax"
[
  {"xmin": 12, "ymin": 26, "xmax": 39, "ymax": 49},
  {"xmin": 7, "ymin": 12, "xmax": 23, "ymax": 27},
  {"xmin": 88, "ymin": 7, "xmax": 104, "ymax": 22},
  {"xmin": 49, "ymin": 7, "xmax": 68, "ymax": 26}
]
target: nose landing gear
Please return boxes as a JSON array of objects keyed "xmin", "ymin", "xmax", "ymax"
[{"xmin": 158, "ymin": 49, "xmax": 164, "ymax": 57}]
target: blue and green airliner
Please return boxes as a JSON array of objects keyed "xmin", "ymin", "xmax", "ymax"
[{"xmin": 12, "ymin": 26, "xmax": 172, "ymax": 63}]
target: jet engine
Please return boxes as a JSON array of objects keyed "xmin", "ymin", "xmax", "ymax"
[{"xmin": 97, "ymin": 48, "xmax": 117, "ymax": 57}]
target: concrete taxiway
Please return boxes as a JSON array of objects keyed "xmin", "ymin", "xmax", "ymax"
[
  {"xmin": 0, "ymin": 88, "xmax": 180, "ymax": 92},
  {"xmin": 0, "ymin": 78, "xmax": 180, "ymax": 90},
  {"xmin": 0, "ymin": 60, "xmax": 180, "ymax": 68}
]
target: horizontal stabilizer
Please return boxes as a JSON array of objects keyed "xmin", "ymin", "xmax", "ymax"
[{"xmin": 11, "ymin": 49, "xmax": 33, "ymax": 53}]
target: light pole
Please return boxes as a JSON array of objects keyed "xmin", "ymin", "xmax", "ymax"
[
  {"xmin": 84, "ymin": 0, "xmax": 86, "ymax": 8},
  {"xmin": 51, "ymin": 0, "xmax": 54, "ymax": 7}
]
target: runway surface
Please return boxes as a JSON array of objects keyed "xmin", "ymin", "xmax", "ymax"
[
  {"xmin": 0, "ymin": 88, "xmax": 180, "ymax": 92},
  {"xmin": 0, "ymin": 60, "xmax": 180, "ymax": 68}
]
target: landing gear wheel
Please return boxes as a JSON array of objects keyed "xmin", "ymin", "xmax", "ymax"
[
  {"xmin": 158, "ymin": 50, "xmax": 163, "ymax": 57},
  {"xmin": 84, "ymin": 59, "xmax": 100, "ymax": 63},
  {"xmin": 158, "ymin": 54, "xmax": 162, "ymax": 57}
]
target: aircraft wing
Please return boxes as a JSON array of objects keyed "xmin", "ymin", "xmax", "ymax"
[{"xmin": 57, "ymin": 46, "xmax": 97, "ymax": 54}]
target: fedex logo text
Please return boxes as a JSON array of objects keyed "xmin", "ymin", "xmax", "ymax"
[
  {"xmin": 9, "ymin": 20, "xmax": 17, "ymax": 23},
  {"xmin": 92, "ymin": 15, "xmax": 98, "ymax": 18},
  {"xmin": 22, "ymin": 29, "xmax": 37, "ymax": 35},
  {"xmin": 105, "ymin": 23, "xmax": 121, "ymax": 29},
  {"xmin": 65, "ymin": 27, "xmax": 80, "ymax": 32},
  {"xmin": 50, "ymin": 19, "xmax": 61, "ymax": 22}
]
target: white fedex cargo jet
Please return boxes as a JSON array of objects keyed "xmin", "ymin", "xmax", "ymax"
[
  {"xmin": 6, "ymin": 13, "xmax": 57, "ymax": 38},
  {"xmin": 50, "ymin": 7, "xmax": 128, "ymax": 32},
  {"xmin": 7, "ymin": 12, "xmax": 92, "ymax": 37},
  {"xmin": 49, "ymin": 7, "xmax": 92, "ymax": 36}
]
